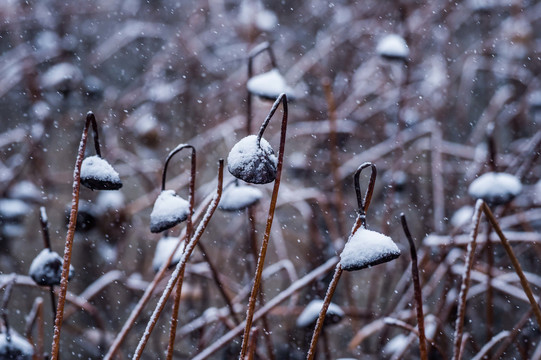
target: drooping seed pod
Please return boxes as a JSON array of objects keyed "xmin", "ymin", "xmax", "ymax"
[
  {"xmin": 247, "ymin": 69, "xmax": 296, "ymax": 101},
  {"xmin": 339, "ymin": 227, "xmax": 401, "ymax": 271},
  {"xmin": 152, "ymin": 236, "xmax": 186, "ymax": 272},
  {"xmin": 296, "ymin": 299, "xmax": 344, "ymax": 328},
  {"xmin": 80, "ymin": 155, "xmax": 123, "ymax": 190},
  {"xmin": 150, "ymin": 190, "xmax": 190, "ymax": 233},
  {"xmin": 29, "ymin": 248, "xmax": 74, "ymax": 286},
  {"xmin": 468, "ymin": 172, "xmax": 522, "ymax": 206},
  {"xmin": 227, "ymin": 135, "xmax": 277, "ymax": 184},
  {"xmin": 376, "ymin": 34, "xmax": 409, "ymax": 61},
  {"xmin": 0, "ymin": 330, "xmax": 34, "ymax": 360}
]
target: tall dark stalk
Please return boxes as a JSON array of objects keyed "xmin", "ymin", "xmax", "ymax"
[
  {"xmin": 38, "ymin": 206, "xmax": 57, "ymax": 323},
  {"xmin": 239, "ymin": 94, "xmax": 288, "ymax": 359},
  {"xmin": 51, "ymin": 112, "xmax": 98, "ymax": 360},
  {"xmin": 400, "ymin": 213, "xmax": 428, "ymax": 360}
]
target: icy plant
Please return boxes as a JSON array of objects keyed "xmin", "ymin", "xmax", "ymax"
[
  {"xmin": 80, "ymin": 112, "xmax": 123, "ymax": 191},
  {"xmin": 376, "ymin": 33, "xmax": 409, "ymax": 61},
  {"xmin": 307, "ymin": 162, "xmax": 400, "ymax": 360},
  {"xmin": 29, "ymin": 249, "xmax": 68, "ymax": 286},
  {"xmin": 339, "ymin": 227, "xmax": 400, "ymax": 271},
  {"xmin": 247, "ymin": 68, "xmax": 295, "ymax": 101},
  {"xmin": 227, "ymin": 134, "xmax": 277, "ymax": 184},
  {"xmin": 468, "ymin": 172, "xmax": 522, "ymax": 205},
  {"xmin": 296, "ymin": 299, "xmax": 344, "ymax": 328},
  {"xmin": 218, "ymin": 179, "xmax": 263, "ymax": 211},
  {"xmin": 149, "ymin": 144, "xmax": 196, "ymax": 233}
]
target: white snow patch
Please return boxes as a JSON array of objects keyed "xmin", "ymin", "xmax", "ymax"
[
  {"xmin": 376, "ymin": 34, "xmax": 409, "ymax": 60},
  {"xmin": 247, "ymin": 69, "xmax": 295, "ymax": 100},
  {"xmin": 340, "ymin": 228, "xmax": 400, "ymax": 271},
  {"xmin": 219, "ymin": 183, "xmax": 263, "ymax": 211},
  {"xmin": 468, "ymin": 172, "xmax": 522, "ymax": 205},
  {"xmin": 0, "ymin": 198, "xmax": 30, "ymax": 220},
  {"xmin": 0, "ymin": 331, "xmax": 34, "ymax": 358},
  {"xmin": 296, "ymin": 299, "xmax": 344, "ymax": 328},
  {"xmin": 81, "ymin": 155, "xmax": 121, "ymax": 184},
  {"xmin": 96, "ymin": 191, "xmax": 125, "ymax": 211},
  {"xmin": 8, "ymin": 181, "xmax": 42, "ymax": 202},
  {"xmin": 451, "ymin": 205, "xmax": 474, "ymax": 228},
  {"xmin": 152, "ymin": 236, "xmax": 186, "ymax": 271},
  {"xmin": 40, "ymin": 62, "xmax": 83, "ymax": 89},
  {"xmin": 227, "ymin": 135, "xmax": 277, "ymax": 184},
  {"xmin": 383, "ymin": 333, "xmax": 409, "ymax": 354},
  {"xmin": 150, "ymin": 190, "xmax": 190, "ymax": 233}
]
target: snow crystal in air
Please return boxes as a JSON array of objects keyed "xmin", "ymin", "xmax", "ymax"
[
  {"xmin": 29, "ymin": 249, "xmax": 73, "ymax": 286},
  {"xmin": 80, "ymin": 155, "xmax": 123, "ymax": 191},
  {"xmin": 247, "ymin": 69, "xmax": 295, "ymax": 100},
  {"xmin": 219, "ymin": 182, "xmax": 263, "ymax": 211},
  {"xmin": 468, "ymin": 172, "xmax": 522, "ymax": 205},
  {"xmin": 152, "ymin": 236, "xmax": 186, "ymax": 272},
  {"xmin": 340, "ymin": 228, "xmax": 400, "ymax": 271},
  {"xmin": 0, "ymin": 331, "xmax": 34, "ymax": 359},
  {"xmin": 296, "ymin": 299, "xmax": 344, "ymax": 328},
  {"xmin": 227, "ymin": 135, "xmax": 277, "ymax": 184},
  {"xmin": 150, "ymin": 190, "xmax": 190, "ymax": 233},
  {"xmin": 376, "ymin": 34, "xmax": 409, "ymax": 60}
]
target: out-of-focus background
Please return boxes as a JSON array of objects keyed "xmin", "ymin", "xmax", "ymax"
[{"xmin": 1, "ymin": 0, "xmax": 541, "ymax": 359}]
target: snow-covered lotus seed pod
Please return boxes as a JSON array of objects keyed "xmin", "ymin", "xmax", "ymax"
[
  {"xmin": 468, "ymin": 172, "xmax": 522, "ymax": 206},
  {"xmin": 152, "ymin": 236, "xmax": 186, "ymax": 272},
  {"xmin": 29, "ymin": 249, "xmax": 74, "ymax": 286},
  {"xmin": 296, "ymin": 299, "xmax": 344, "ymax": 328},
  {"xmin": 247, "ymin": 69, "xmax": 296, "ymax": 101},
  {"xmin": 340, "ymin": 227, "xmax": 401, "ymax": 271},
  {"xmin": 227, "ymin": 135, "xmax": 277, "ymax": 184},
  {"xmin": 80, "ymin": 155, "xmax": 123, "ymax": 191},
  {"xmin": 150, "ymin": 190, "xmax": 190, "ymax": 233},
  {"xmin": 0, "ymin": 331, "xmax": 34, "ymax": 360},
  {"xmin": 376, "ymin": 34, "xmax": 409, "ymax": 61},
  {"xmin": 219, "ymin": 181, "xmax": 263, "ymax": 211}
]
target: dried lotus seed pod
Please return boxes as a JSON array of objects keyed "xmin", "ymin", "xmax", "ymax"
[
  {"xmin": 80, "ymin": 155, "xmax": 122, "ymax": 190},
  {"xmin": 227, "ymin": 135, "xmax": 277, "ymax": 184},
  {"xmin": 150, "ymin": 190, "xmax": 190, "ymax": 233}
]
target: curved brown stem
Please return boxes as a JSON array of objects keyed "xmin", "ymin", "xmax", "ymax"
[
  {"xmin": 353, "ymin": 162, "xmax": 377, "ymax": 227},
  {"xmin": 164, "ymin": 145, "xmax": 197, "ymax": 360},
  {"xmin": 39, "ymin": 207, "xmax": 51, "ymax": 250},
  {"xmin": 401, "ymin": 213, "xmax": 428, "ymax": 360},
  {"xmin": 239, "ymin": 94, "xmax": 289, "ymax": 359},
  {"xmin": 132, "ymin": 160, "xmax": 224, "ymax": 360},
  {"xmin": 87, "ymin": 112, "xmax": 101, "ymax": 158},
  {"xmin": 51, "ymin": 111, "xmax": 95, "ymax": 360}
]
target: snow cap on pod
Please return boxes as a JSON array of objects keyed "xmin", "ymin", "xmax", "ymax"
[
  {"xmin": 80, "ymin": 155, "xmax": 123, "ymax": 191},
  {"xmin": 376, "ymin": 34, "xmax": 409, "ymax": 61},
  {"xmin": 227, "ymin": 135, "xmax": 277, "ymax": 184},
  {"xmin": 340, "ymin": 227, "xmax": 400, "ymax": 271},
  {"xmin": 0, "ymin": 331, "xmax": 34, "ymax": 360},
  {"xmin": 150, "ymin": 190, "xmax": 190, "ymax": 233},
  {"xmin": 247, "ymin": 69, "xmax": 296, "ymax": 101},
  {"xmin": 468, "ymin": 172, "xmax": 522, "ymax": 206},
  {"xmin": 296, "ymin": 299, "xmax": 344, "ymax": 328},
  {"xmin": 219, "ymin": 182, "xmax": 263, "ymax": 211},
  {"xmin": 29, "ymin": 248, "xmax": 74, "ymax": 286}
]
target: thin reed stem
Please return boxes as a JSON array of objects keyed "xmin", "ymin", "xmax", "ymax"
[
  {"xmin": 482, "ymin": 203, "xmax": 541, "ymax": 328},
  {"xmin": 132, "ymin": 160, "xmax": 224, "ymax": 360},
  {"xmin": 165, "ymin": 145, "xmax": 196, "ymax": 360},
  {"xmin": 51, "ymin": 112, "xmax": 96, "ymax": 360},
  {"xmin": 400, "ymin": 213, "xmax": 428, "ymax": 360},
  {"xmin": 239, "ymin": 94, "xmax": 288, "ymax": 359},
  {"xmin": 452, "ymin": 199, "xmax": 484, "ymax": 360}
]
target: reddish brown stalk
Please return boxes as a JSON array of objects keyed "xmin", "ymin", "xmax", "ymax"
[
  {"xmin": 132, "ymin": 160, "xmax": 224, "ymax": 360},
  {"xmin": 481, "ymin": 203, "xmax": 541, "ymax": 329},
  {"xmin": 239, "ymin": 94, "xmax": 288, "ymax": 359},
  {"xmin": 165, "ymin": 145, "xmax": 196, "ymax": 360},
  {"xmin": 104, "ymin": 192, "xmax": 214, "ymax": 360},
  {"xmin": 193, "ymin": 256, "xmax": 339, "ymax": 360},
  {"xmin": 25, "ymin": 297, "xmax": 44, "ymax": 359},
  {"xmin": 50, "ymin": 112, "xmax": 96, "ymax": 360},
  {"xmin": 452, "ymin": 199, "xmax": 484, "ymax": 360},
  {"xmin": 400, "ymin": 214, "xmax": 428, "ymax": 360}
]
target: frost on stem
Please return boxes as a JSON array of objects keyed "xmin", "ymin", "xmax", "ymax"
[
  {"xmin": 150, "ymin": 190, "xmax": 190, "ymax": 233},
  {"xmin": 339, "ymin": 227, "xmax": 400, "ymax": 271},
  {"xmin": 218, "ymin": 180, "xmax": 263, "ymax": 211},
  {"xmin": 468, "ymin": 172, "xmax": 522, "ymax": 206},
  {"xmin": 227, "ymin": 135, "xmax": 277, "ymax": 184},
  {"xmin": 0, "ymin": 331, "xmax": 34, "ymax": 360},
  {"xmin": 29, "ymin": 249, "xmax": 74, "ymax": 286},
  {"xmin": 296, "ymin": 300, "xmax": 344, "ymax": 328},
  {"xmin": 80, "ymin": 155, "xmax": 122, "ymax": 191}
]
